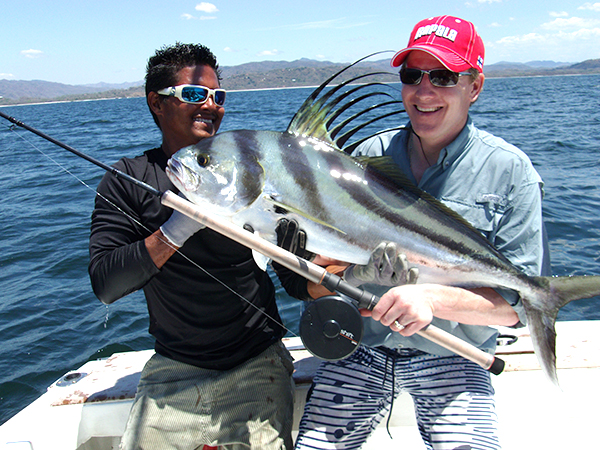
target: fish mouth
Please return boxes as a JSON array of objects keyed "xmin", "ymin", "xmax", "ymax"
[{"xmin": 166, "ymin": 159, "xmax": 200, "ymax": 192}]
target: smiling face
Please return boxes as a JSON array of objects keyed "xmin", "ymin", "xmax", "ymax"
[
  {"xmin": 401, "ymin": 51, "xmax": 484, "ymax": 153},
  {"xmin": 148, "ymin": 64, "xmax": 225, "ymax": 157}
]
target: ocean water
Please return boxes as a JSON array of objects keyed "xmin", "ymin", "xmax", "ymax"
[{"xmin": 0, "ymin": 74, "xmax": 599, "ymax": 425}]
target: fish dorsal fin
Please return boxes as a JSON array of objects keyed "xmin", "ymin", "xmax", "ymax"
[
  {"xmin": 285, "ymin": 51, "xmax": 405, "ymax": 150},
  {"xmin": 358, "ymin": 155, "xmax": 482, "ymax": 232}
]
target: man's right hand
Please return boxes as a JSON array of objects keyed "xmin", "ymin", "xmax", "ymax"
[{"xmin": 160, "ymin": 208, "xmax": 205, "ymax": 248}]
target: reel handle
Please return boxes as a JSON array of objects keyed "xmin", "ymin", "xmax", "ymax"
[{"xmin": 319, "ymin": 270, "xmax": 379, "ymax": 309}]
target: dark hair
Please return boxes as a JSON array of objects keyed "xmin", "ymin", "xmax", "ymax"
[
  {"xmin": 145, "ymin": 42, "xmax": 221, "ymax": 127},
  {"xmin": 467, "ymin": 68, "xmax": 480, "ymax": 82}
]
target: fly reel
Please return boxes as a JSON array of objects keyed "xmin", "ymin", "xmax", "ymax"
[{"xmin": 299, "ymin": 295, "xmax": 364, "ymax": 360}]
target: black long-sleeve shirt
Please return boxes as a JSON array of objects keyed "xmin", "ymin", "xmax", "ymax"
[{"xmin": 89, "ymin": 147, "xmax": 284, "ymax": 370}]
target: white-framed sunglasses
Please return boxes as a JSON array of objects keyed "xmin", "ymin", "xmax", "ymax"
[{"xmin": 157, "ymin": 84, "xmax": 226, "ymax": 106}]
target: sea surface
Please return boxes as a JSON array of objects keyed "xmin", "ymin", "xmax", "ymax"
[{"xmin": 1, "ymin": 74, "xmax": 599, "ymax": 425}]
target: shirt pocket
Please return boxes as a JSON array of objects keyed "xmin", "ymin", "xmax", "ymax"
[{"xmin": 441, "ymin": 193, "xmax": 508, "ymax": 244}]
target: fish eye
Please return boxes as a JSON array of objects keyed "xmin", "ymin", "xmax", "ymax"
[{"xmin": 197, "ymin": 154, "xmax": 210, "ymax": 167}]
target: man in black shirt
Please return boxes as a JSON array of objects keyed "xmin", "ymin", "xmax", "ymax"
[{"xmin": 89, "ymin": 43, "xmax": 294, "ymax": 449}]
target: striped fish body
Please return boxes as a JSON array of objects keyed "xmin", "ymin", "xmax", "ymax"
[
  {"xmin": 168, "ymin": 129, "xmax": 531, "ymax": 292},
  {"xmin": 168, "ymin": 128, "xmax": 600, "ymax": 386}
]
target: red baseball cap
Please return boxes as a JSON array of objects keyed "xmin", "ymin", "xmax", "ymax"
[{"xmin": 391, "ymin": 16, "xmax": 485, "ymax": 73}]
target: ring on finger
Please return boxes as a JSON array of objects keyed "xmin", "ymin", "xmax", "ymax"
[{"xmin": 393, "ymin": 320, "xmax": 405, "ymax": 331}]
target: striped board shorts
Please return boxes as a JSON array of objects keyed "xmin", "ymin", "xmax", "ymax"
[{"xmin": 294, "ymin": 345, "xmax": 500, "ymax": 450}]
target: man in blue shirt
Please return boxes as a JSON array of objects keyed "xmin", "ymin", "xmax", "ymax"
[{"xmin": 287, "ymin": 16, "xmax": 549, "ymax": 449}]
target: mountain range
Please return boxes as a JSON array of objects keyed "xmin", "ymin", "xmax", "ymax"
[{"xmin": 1, "ymin": 58, "xmax": 599, "ymax": 105}]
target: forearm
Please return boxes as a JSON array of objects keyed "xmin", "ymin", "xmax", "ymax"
[
  {"xmin": 428, "ymin": 285, "xmax": 519, "ymax": 326},
  {"xmin": 145, "ymin": 229, "xmax": 178, "ymax": 268},
  {"xmin": 365, "ymin": 284, "xmax": 519, "ymax": 335}
]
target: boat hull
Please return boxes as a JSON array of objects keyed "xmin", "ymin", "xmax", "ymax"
[{"xmin": 1, "ymin": 321, "xmax": 599, "ymax": 449}]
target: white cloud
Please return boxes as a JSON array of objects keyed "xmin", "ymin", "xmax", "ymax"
[
  {"xmin": 0, "ymin": 73, "xmax": 14, "ymax": 78},
  {"xmin": 196, "ymin": 2, "xmax": 218, "ymax": 13},
  {"xmin": 492, "ymin": 16, "xmax": 600, "ymax": 63},
  {"xmin": 478, "ymin": 0, "xmax": 502, "ymax": 3},
  {"xmin": 496, "ymin": 32, "xmax": 546, "ymax": 45},
  {"xmin": 182, "ymin": 10, "xmax": 217, "ymax": 20},
  {"xmin": 257, "ymin": 49, "xmax": 281, "ymax": 57},
  {"xmin": 21, "ymin": 49, "xmax": 43, "ymax": 59},
  {"xmin": 566, "ymin": 27, "xmax": 600, "ymax": 38},
  {"xmin": 549, "ymin": 11, "xmax": 569, "ymax": 18},
  {"xmin": 541, "ymin": 16, "xmax": 600, "ymax": 29},
  {"xmin": 579, "ymin": 2, "xmax": 600, "ymax": 12}
]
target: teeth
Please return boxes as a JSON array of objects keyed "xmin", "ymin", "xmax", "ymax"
[
  {"xmin": 195, "ymin": 117, "xmax": 213, "ymax": 124},
  {"xmin": 416, "ymin": 106, "xmax": 440, "ymax": 113}
]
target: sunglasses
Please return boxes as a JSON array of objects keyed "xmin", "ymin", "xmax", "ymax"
[
  {"xmin": 399, "ymin": 67, "xmax": 472, "ymax": 87},
  {"xmin": 157, "ymin": 84, "xmax": 226, "ymax": 106}
]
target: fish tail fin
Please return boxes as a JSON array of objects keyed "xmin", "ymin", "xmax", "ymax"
[{"xmin": 523, "ymin": 275, "xmax": 600, "ymax": 386}]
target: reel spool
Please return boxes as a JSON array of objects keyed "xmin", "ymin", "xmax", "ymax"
[{"xmin": 299, "ymin": 295, "xmax": 364, "ymax": 360}]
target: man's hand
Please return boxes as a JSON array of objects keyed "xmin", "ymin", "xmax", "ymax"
[
  {"xmin": 160, "ymin": 203, "xmax": 205, "ymax": 248},
  {"xmin": 275, "ymin": 218, "xmax": 315, "ymax": 261},
  {"xmin": 344, "ymin": 242, "xmax": 419, "ymax": 287},
  {"xmin": 361, "ymin": 284, "xmax": 434, "ymax": 335}
]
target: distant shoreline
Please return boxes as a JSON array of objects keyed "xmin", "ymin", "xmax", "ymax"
[
  {"xmin": 2, "ymin": 55, "xmax": 599, "ymax": 106},
  {"xmin": 1, "ymin": 72, "xmax": 599, "ymax": 108}
]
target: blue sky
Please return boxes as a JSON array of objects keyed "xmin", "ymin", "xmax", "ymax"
[{"xmin": 2, "ymin": 1, "xmax": 600, "ymax": 85}]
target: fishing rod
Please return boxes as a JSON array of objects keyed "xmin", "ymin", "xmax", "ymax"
[
  {"xmin": 1, "ymin": 111, "xmax": 505, "ymax": 375},
  {"xmin": 0, "ymin": 110, "xmax": 161, "ymax": 197}
]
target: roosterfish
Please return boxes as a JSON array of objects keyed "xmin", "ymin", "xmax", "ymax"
[{"xmin": 165, "ymin": 54, "xmax": 600, "ymax": 385}]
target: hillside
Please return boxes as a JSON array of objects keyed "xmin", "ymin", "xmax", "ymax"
[{"xmin": 1, "ymin": 58, "xmax": 599, "ymax": 106}]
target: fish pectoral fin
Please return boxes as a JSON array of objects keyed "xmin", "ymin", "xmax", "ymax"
[
  {"xmin": 245, "ymin": 228, "xmax": 272, "ymax": 271},
  {"xmin": 252, "ymin": 249, "xmax": 270, "ymax": 272},
  {"xmin": 265, "ymin": 196, "xmax": 346, "ymax": 235}
]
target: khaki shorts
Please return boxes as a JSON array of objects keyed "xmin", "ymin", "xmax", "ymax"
[{"xmin": 120, "ymin": 341, "xmax": 295, "ymax": 450}]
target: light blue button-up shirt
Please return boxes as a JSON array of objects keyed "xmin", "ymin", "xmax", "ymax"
[{"xmin": 352, "ymin": 117, "xmax": 550, "ymax": 355}]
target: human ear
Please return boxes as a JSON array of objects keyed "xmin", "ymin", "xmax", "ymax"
[
  {"xmin": 147, "ymin": 91, "xmax": 164, "ymax": 116},
  {"xmin": 470, "ymin": 73, "xmax": 485, "ymax": 103}
]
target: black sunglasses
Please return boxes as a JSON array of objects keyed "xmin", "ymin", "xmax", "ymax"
[{"xmin": 399, "ymin": 67, "xmax": 472, "ymax": 87}]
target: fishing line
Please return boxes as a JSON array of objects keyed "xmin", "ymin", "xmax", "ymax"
[
  {"xmin": 3, "ymin": 121, "xmax": 299, "ymax": 338},
  {"xmin": 1, "ymin": 112, "xmax": 508, "ymax": 375}
]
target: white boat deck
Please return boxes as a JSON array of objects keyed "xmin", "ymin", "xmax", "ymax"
[{"xmin": 1, "ymin": 321, "xmax": 599, "ymax": 449}]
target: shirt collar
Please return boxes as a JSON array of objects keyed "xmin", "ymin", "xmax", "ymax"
[
  {"xmin": 405, "ymin": 116, "xmax": 474, "ymax": 172},
  {"xmin": 437, "ymin": 116, "xmax": 474, "ymax": 170}
]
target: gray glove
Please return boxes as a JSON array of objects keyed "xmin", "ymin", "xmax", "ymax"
[
  {"xmin": 344, "ymin": 242, "xmax": 418, "ymax": 287},
  {"xmin": 159, "ymin": 198, "xmax": 205, "ymax": 247}
]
